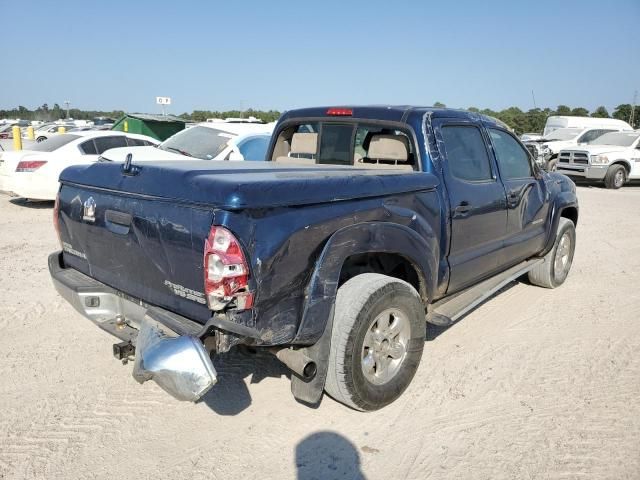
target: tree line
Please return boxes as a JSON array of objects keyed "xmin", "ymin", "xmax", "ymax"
[
  {"xmin": 0, "ymin": 104, "xmax": 282, "ymax": 124},
  {"xmin": 433, "ymin": 102, "xmax": 638, "ymax": 132},
  {"xmin": 1, "ymin": 103, "xmax": 637, "ymax": 133}
]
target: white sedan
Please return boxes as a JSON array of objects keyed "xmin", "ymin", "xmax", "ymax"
[
  {"xmin": 100, "ymin": 121, "xmax": 275, "ymax": 163},
  {"xmin": 0, "ymin": 131, "xmax": 158, "ymax": 201},
  {"xmin": 23, "ymin": 123, "xmax": 76, "ymax": 142}
]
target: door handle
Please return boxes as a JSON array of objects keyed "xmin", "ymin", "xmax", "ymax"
[
  {"xmin": 454, "ymin": 202, "xmax": 472, "ymax": 214},
  {"xmin": 105, "ymin": 210, "xmax": 132, "ymax": 235},
  {"xmin": 106, "ymin": 210, "xmax": 132, "ymax": 226}
]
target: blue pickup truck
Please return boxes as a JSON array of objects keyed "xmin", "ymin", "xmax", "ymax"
[{"xmin": 49, "ymin": 106, "xmax": 578, "ymax": 411}]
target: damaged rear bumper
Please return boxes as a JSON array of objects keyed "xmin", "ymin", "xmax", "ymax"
[{"xmin": 48, "ymin": 252, "xmax": 217, "ymax": 401}]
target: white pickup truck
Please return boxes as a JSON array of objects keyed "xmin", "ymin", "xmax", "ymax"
[
  {"xmin": 525, "ymin": 126, "xmax": 631, "ymax": 170},
  {"xmin": 556, "ymin": 131, "xmax": 640, "ymax": 189}
]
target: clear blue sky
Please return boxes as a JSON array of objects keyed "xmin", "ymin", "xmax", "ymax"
[{"xmin": 1, "ymin": 0, "xmax": 638, "ymax": 114}]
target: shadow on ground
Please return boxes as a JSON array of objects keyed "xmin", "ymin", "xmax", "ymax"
[
  {"xmin": 296, "ymin": 431, "xmax": 365, "ymax": 480},
  {"xmin": 9, "ymin": 198, "xmax": 54, "ymax": 209},
  {"xmin": 200, "ymin": 346, "xmax": 289, "ymax": 415}
]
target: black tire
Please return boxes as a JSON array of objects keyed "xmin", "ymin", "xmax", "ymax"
[
  {"xmin": 528, "ymin": 218, "xmax": 576, "ymax": 288},
  {"xmin": 36, "ymin": 136, "xmax": 46, "ymax": 143},
  {"xmin": 324, "ymin": 273, "xmax": 426, "ymax": 411},
  {"xmin": 604, "ymin": 164, "xmax": 626, "ymax": 189}
]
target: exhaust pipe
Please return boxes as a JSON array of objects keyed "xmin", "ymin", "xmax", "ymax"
[
  {"xmin": 132, "ymin": 318, "xmax": 217, "ymax": 402},
  {"xmin": 271, "ymin": 347, "xmax": 317, "ymax": 381}
]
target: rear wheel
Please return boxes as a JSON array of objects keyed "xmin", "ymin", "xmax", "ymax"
[
  {"xmin": 36, "ymin": 136, "xmax": 47, "ymax": 143},
  {"xmin": 528, "ymin": 218, "xmax": 575, "ymax": 288},
  {"xmin": 604, "ymin": 164, "xmax": 626, "ymax": 189},
  {"xmin": 325, "ymin": 273, "xmax": 425, "ymax": 411}
]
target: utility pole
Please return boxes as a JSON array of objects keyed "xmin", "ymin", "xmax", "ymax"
[
  {"xmin": 531, "ymin": 90, "xmax": 537, "ymax": 110},
  {"xmin": 630, "ymin": 90, "xmax": 638, "ymax": 128},
  {"xmin": 63, "ymin": 100, "xmax": 70, "ymax": 119}
]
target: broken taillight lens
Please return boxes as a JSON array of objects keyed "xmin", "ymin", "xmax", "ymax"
[
  {"xmin": 16, "ymin": 160, "xmax": 47, "ymax": 172},
  {"xmin": 203, "ymin": 226, "xmax": 253, "ymax": 311}
]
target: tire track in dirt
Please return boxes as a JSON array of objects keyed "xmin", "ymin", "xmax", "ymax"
[{"xmin": 0, "ymin": 378, "xmax": 174, "ymax": 476}]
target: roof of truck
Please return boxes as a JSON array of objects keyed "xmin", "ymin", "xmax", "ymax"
[{"xmin": 279, "ymin": 105, "xmax": 506, "ymax": 128}]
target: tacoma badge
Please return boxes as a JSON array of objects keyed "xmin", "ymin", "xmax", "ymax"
[{"xmin": 83, "ymin": 197, "xmax": 96, "ymax": 222}]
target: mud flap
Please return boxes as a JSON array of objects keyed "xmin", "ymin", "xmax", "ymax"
[{"xmin": 290, "ymin": 306, "xmax": 334, "ymax": 406}]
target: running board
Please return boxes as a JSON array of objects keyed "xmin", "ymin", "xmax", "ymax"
[{"xmin": 427, "ymin": 258, "xmax": 543, "ymax": 327}]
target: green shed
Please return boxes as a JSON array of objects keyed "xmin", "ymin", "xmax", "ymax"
[{"xmin": 111, "ymin": 113, "xmax": 186, "ymax": 141}]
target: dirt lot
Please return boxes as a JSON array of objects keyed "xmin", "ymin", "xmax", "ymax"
[{"xmin": 0, "ymin": 185, "xmax": 639, "ymax": 480}]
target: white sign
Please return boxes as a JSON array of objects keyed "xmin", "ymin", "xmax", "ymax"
[{"xmin": 156, "ymin": 96, "xmax": 172, "ymax": 105}]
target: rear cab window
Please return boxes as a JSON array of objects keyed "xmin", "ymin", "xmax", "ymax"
[{"xmin": 270, "ymin": 120, "xmax": 418, "ymax": 171}]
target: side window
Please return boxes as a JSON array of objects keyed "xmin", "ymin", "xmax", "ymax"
[
  {"xmin": 441, "ymin": 125, "xmax": 493, "ymax": 181},
  {"xmin": 93, "ymin": 136, "xmax": 128, "ymax": 154},
  {"xmin": 126, "ymin": 137, "xmax": 147, "ymax": 146},
  {"xmin": 238, "ymin": 136, "xmax": 270, "ymax": 161},
  {"xmin": 579, "ymin": 129, "xmax": 613, "ymax": 144},
  {"xmin": 318, "ymin": 124, "xmax": 354, "ymax": 165},
  {"xmin": 489, "ymin": 129, "xmax": 533, "ymax": 179},
  {"xmin": 79, "ymin": 139, "xmax": 97, "ymax": 155}
]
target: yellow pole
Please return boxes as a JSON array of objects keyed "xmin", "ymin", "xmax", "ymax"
[
  {"xmin": 12, "ymin": 126, "xmax": 22, "ymax": 151},
  {"xmin": 26, "ymin": 126, "xmax": 34, "ymax": 140},
  {"xmin": 57, "ymin": 126, "xmax": 66, "ymax": 134}
]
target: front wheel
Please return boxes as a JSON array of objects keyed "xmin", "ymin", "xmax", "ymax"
[
  {"xmin": 36, "ymin": 136, "xmax": 47, "ymax": 143},
  {"xmin": 604, "ymin": 164, "xmax": 626, "ymax": 189},
  {"xmin": 528, "ymin": 218, "xmax": 576, "ymax": 288},
  {"xmin": 325, "ymin": 273, "xmax": 426, "ymax": 411}
]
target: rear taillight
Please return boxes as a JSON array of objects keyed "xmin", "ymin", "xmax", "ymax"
[
  {"xmin": 16, "ymin": 160, "xmax": 47, "ymax": 172},
  {"xmin": 53, "ymin": 194, "xmax": 61, "ymax": 246},
  {"xmin": 204, "ymin": 226, "xmax": 253, "ymax": 311}
]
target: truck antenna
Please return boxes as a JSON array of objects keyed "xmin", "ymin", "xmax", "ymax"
[{"xmin": 630, "ymin": 90, "xmax": 638, "ymax": 128}]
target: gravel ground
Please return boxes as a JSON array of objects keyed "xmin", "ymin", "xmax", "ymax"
[{"xmin": 0, "ymin": 185, "xmax": 639, "ymax": 480}]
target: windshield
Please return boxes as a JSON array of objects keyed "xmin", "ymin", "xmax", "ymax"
[
  {"xmin": 544, "ymin": 128, "xmax": 583, "ymax": 141},
  {"xmin": 28, "ymin": 134, "xmax": 80, "ymax": 152},
  {"xmin": 587, "ymin": 132, "xmax": 640, "ymax": 147},
  {"xmin": 159, "ymin": 126, "xmax": 234, "ymax": 159}
]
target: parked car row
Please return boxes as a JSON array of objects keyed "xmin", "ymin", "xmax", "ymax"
[{"xmin": 0, "ymin": 120, "xmax": 275, "ymax": 201}]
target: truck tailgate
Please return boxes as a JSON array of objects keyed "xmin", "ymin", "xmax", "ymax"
[{"xmin": 57, "ymin": 183, "xmax": 214, "ymax": 323}]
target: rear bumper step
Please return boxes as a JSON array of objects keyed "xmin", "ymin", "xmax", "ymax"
[
  {"xmin": 48, "ymin": 252, "xmax": 204, "ymax": 340},
  {"xmin": 48, "ymin": 252, "xmax": 217, "ymax": 401}
]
